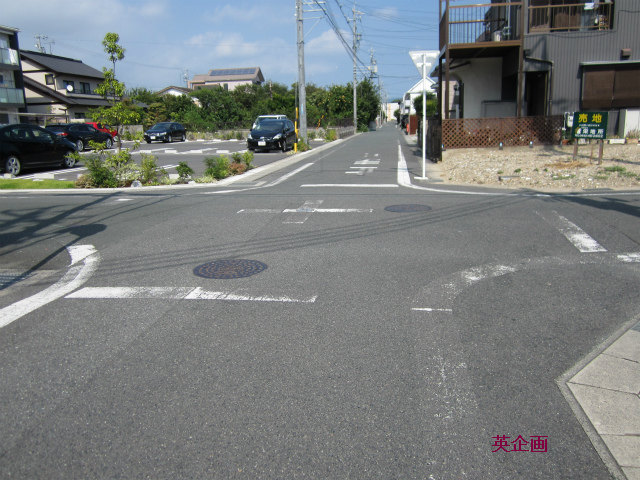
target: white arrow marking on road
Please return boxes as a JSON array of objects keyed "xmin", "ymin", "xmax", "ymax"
[
  {"xmin": 0, "ymin": 245, "xmax": 100, "ymax": 329},
  {"xmin": 66, "ymin": 287, "xmax": 317, "ymax": 303}
]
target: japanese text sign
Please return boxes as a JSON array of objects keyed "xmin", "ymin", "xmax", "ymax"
[{"xmin": 572, "ymin": 111, "xmax": 608, "ymax": 140}]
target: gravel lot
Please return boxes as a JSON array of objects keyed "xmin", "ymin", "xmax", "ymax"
[{"xmin": 434, "ymin": 142, "xmax": 640, "ymax": 191}]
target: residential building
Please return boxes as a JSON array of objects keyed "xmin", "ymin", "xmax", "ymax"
[
  {"xmin": 437, "ymin": 0, "xmax": 640, "ymax": 134},
  {"xmin": 155, "ymin": 86, "xmax": 192, "ymax": 97},
  {"xmin": 20, "ymin": 50, "xmax": 110, "ymax": 120},
  {"xmin": 0, "ymin": 25, "xmax": 26, "ymax": 124},
  {"xmin": 188, "ymin": 67, "xmax": 264, "ymax": 91}
]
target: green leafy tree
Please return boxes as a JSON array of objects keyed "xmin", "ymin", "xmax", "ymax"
[{"xmin": 91, "ymin": 33, "xmax": 140, "ymax": 150}]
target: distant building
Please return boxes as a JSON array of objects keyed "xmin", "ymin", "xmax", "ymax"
[
  {"xmin": 155, "ymin": 86, "xmax": 192, "ymax": 97},
  {"xmin": 0, "ymin": 25, "xmax": 26, "ymax": 124},
  {"xmin": 20, "ymin": 50, "xmax": 109, "ymax": 120},
  {"xmin": 188, "ymin": 67, "xmax": 264, "ymax": 91}
]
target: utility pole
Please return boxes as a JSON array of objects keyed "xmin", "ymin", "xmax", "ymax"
[
  {"xmin": 296, "ymin": 0, "xmax": 307, "ymax": 144},
  {"xmin": 351, "ymin": 1, "xmax": 360, "ymax": 132}
]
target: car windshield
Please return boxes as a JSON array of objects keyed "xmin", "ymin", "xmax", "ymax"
[
  {"xmin": 149, "ymin": 123, "xmax": 171, "ymax": 131},
  {"xmin": 256, "ymin": 120, "xmax": 284, "ymax": 130}
]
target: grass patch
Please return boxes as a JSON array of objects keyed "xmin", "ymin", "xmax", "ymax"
[{"xmin": 0, "ymin": 178, "xmax": 76, "ymax": 189}]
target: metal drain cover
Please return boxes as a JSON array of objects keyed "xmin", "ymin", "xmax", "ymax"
[
  {"xmin": 193, "ymin": 259, "xmax": 268, "ymax": 279},
  {"xmin": 384, "ymin": 204, "xmax": 432, "ymax": 213}
]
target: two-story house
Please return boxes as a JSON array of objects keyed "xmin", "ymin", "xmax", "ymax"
[
  {"xmin": 0, "ymin": 25, "xmax": 26, "ymax": 124},
  {"xmin": 20, "ymin": 50, "xmax": 111, "ymax": 121},
  {"xmin": 436, "ymin": 0, "xmax": 640, "ymax": 145},
  {"xmin": 188, "ymin": 67, "xmax": 264, "ymax": 91}
]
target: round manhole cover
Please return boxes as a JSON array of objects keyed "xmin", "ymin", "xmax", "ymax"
[
  {"xmin": 193, "ymin": 259, "xmax": 268, "ymax": 279},
  {"xmin": 385, "ymin": 204, "xmax": 432, "ymax": 213}
]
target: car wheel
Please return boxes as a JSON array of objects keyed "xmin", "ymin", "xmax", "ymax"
[
  {"xmin": 281, "ymin": 139, "xmax": 287, "ymax": 152},
  {"xmin": 105, "ymin": 138, "xmax": 113, "ymax": 149},
  {"xmin": 146, "ymin": 140, "xmax": 152, "ymax": 144},
  {"xmin": 62, "ymin": 152, "xmax": 76, "ymax": 168},
  {"xmin": 5, "ymin": 155, "xmax": 21, "ymax": 176},
  {"xmin": 76, "ymin": 139, "xmax": 84, "ymax": 151}
]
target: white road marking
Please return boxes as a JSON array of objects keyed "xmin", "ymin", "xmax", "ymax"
[
  {"xmin": 618, "ymin": 253, "xmax": 640, "ymax": 263},
  {"xmin": 266, "ymin": 163, "xmax": 314, "ymax": 187},
  {"xmin": 354, "ymin": 159, "xmax": 380, "ymax": 165},
  {"xmin": 539, "ymin": 211, "xmax": 607, "ymax": 253},
  {"xmin": 66, "ymin": 287, "xmax": 317, "ymax": 303},
  {"xmin": 0, "ymin": 245, "xmax": 100, "ymax": 329},
  {"xmin": 301, "ymin": 184, "xmax": 398, "ymax": 188},
  {"xmin": 283, "ymin": 200, "xmax": 324, "ymax": 224},
  {"xmin": 412, "ymin": 308, "xmax": 453, "ymax": 313}
]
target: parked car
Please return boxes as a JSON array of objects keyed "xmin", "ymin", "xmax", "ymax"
[
  {"xmin": 252, "ymin": 114, "xmax": 288, "ymax": 129},
  {"xmin": 46, "ymin": 123, "xmax": 113, "ymax": 151},
  {"xmin": 0, "ymin": 123, "xmax": 77, "ymax": 176},
  {"xmin": 143, "ymin": 122, "xmax": 186, "ymax": 143},
  {"xmin": 85, "ymin": 122, "xmax": 119, "ymax": 142},
  {"xmin": 247, "ymin": 118, "xmax": 297, "ymax": 152}
]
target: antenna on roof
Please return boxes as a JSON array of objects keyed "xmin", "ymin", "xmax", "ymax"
[{"xmin": 34, "ymin": 34, "xmax": 48, "ymax": 53}]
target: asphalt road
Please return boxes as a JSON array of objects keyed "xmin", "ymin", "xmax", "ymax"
[{"xmin": 1, "ymin": 123, "xmax": 639, "ymax": 478}]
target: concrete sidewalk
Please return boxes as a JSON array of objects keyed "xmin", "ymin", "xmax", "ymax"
[{"xmin": 563, "ymin": 320, "xmax": 640, "ymax": 480}]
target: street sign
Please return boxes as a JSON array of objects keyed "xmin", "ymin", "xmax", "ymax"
[{"xmin": 571, "ymin": 111, "xmax": 608, "ymax": 140}]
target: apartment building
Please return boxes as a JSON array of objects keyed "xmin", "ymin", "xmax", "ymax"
[
  {"xmin": 437, "ymin": 0, "xmax": 640, "ymax": 134},
  {"xmin": 0, "ymin": 25, "xmax": 26, "ymax": 124}
]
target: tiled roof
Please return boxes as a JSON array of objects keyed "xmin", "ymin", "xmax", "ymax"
[{"xmin": 21, "ymin": 50, "xmax": 104, "ymax": 79}]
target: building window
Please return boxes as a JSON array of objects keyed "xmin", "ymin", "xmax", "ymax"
[
  {"xmin": 45, "ymin": 73, "xmax": 54, "ymax": 85},
  {"xmin": 80, "ymin": 82, "xmax": 91, "ymax": 94},
  {"xmin": 582, "ymin": 64, "xmax": 640, "ymax": 109}
]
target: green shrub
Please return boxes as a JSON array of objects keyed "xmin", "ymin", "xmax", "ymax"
[
  {"xmin": 236, "ymin": 131, "xmax": 244, "ymax": 140},
  {"xmin": 82, "ymin": 156, "xmax": 118, "ymax": 188},
  {"xmin": 176, "ymin": 161, "xmax": 194, "ymax": 180},
  {"xmin": 242, "ymin": 150, "xmax": 254, "ymax": 169},
  {"xmin": 139, "ymin": 153, "xmax": 166, "ymax": 184},
  {"xmin": 325, "ymin": 129, "xmax": 338, "ymax": 142},
  {"xmin": 231, "ymin": 152, "xmax": 243, "ymax": 164},
  {"xmin": 204, "ymin": 155, "xmax": 230, "ymax": 179},
  {"xmin": 296, "ymin": 140, "xmax": 310, "ymax": 152}
]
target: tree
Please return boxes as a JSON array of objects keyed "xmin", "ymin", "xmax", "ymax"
[{"xmin": 91, "ymin": 33, "xmax": 139, "ymax": 150}]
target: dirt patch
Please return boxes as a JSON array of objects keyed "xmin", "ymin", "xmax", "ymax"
[{"xmin": 435, "ymin": 143, "xmax": 640, "ymax": 191}]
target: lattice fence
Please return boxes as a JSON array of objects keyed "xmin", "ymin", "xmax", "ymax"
[{"xmin": 442, "ymin": 115, "xmax": 564, "ymax": 149}]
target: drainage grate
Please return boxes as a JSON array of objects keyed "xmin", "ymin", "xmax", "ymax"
[
  {"xmin": 193, "ymin": 259, "xmax": 268, "ymax": 279},
  {"xmin": 384, "ymin": 204, "xmax": 432, "ymax": 213}
]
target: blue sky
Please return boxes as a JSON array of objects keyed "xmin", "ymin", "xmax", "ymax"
[{"xmin": 4, "ymin": 0, "xmax": 439, "ymax": 101}]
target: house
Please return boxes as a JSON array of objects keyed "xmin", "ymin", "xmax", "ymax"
[
  {"xmin": 188, "ymin": 67, "xmax": 264, "ymax": 91},
  {"xmin": 401, "ymin": 78, "xmax": 436, "ymax": 116},
  {"xmin": 20, "ymin": 50, "xmax": 110, "ymax": 120},
  {"xmin": 0, "ymin": 25, "xmax": 26, "ymax": 124},
  {"xmin": 155, "ymin": 86, "xmax": 192, "ymax": 97},
  {"xmin": 436, "ymin": 0, "xmax": 640, "ymax": 136}
]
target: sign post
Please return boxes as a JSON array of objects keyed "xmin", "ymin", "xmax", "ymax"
[{"xmin": 571, "ymin": 111, "xmax": 608, "ymax": 163}]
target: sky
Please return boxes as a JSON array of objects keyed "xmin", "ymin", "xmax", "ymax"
[{"xmin": 3, "ymin": 0, "xmax": 439, "ymax": 102}]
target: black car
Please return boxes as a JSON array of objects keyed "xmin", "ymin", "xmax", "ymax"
[
  {"xmin": 247, "ymin": 118, "xmax": 296, "ymax": 152},
  {"xmin": 0, "ymin": 124, "xmax": 77, "ymax": 176},
  {"xmin": 144, "ymin": 122, "xmax": 186, "ymax": 143},
  {"xmin": 46, "ymin": 123, "xmax": 113, "ymax": 151}
]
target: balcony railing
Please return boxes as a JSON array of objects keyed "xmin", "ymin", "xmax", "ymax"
[
  {"xmin": 0, "ymin": 48, "xmax": 20, "ymax": 67},
  {"xmin": 529, "ymin": 2, "xmax": 613, "ymax": 32},
  {"xmin": 0, "ymin": 87, "xmax": 25, "ymax": 105},
  {"xmin": 441, "ymin": 1, "xmax": 523, "ymax": 49}
]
